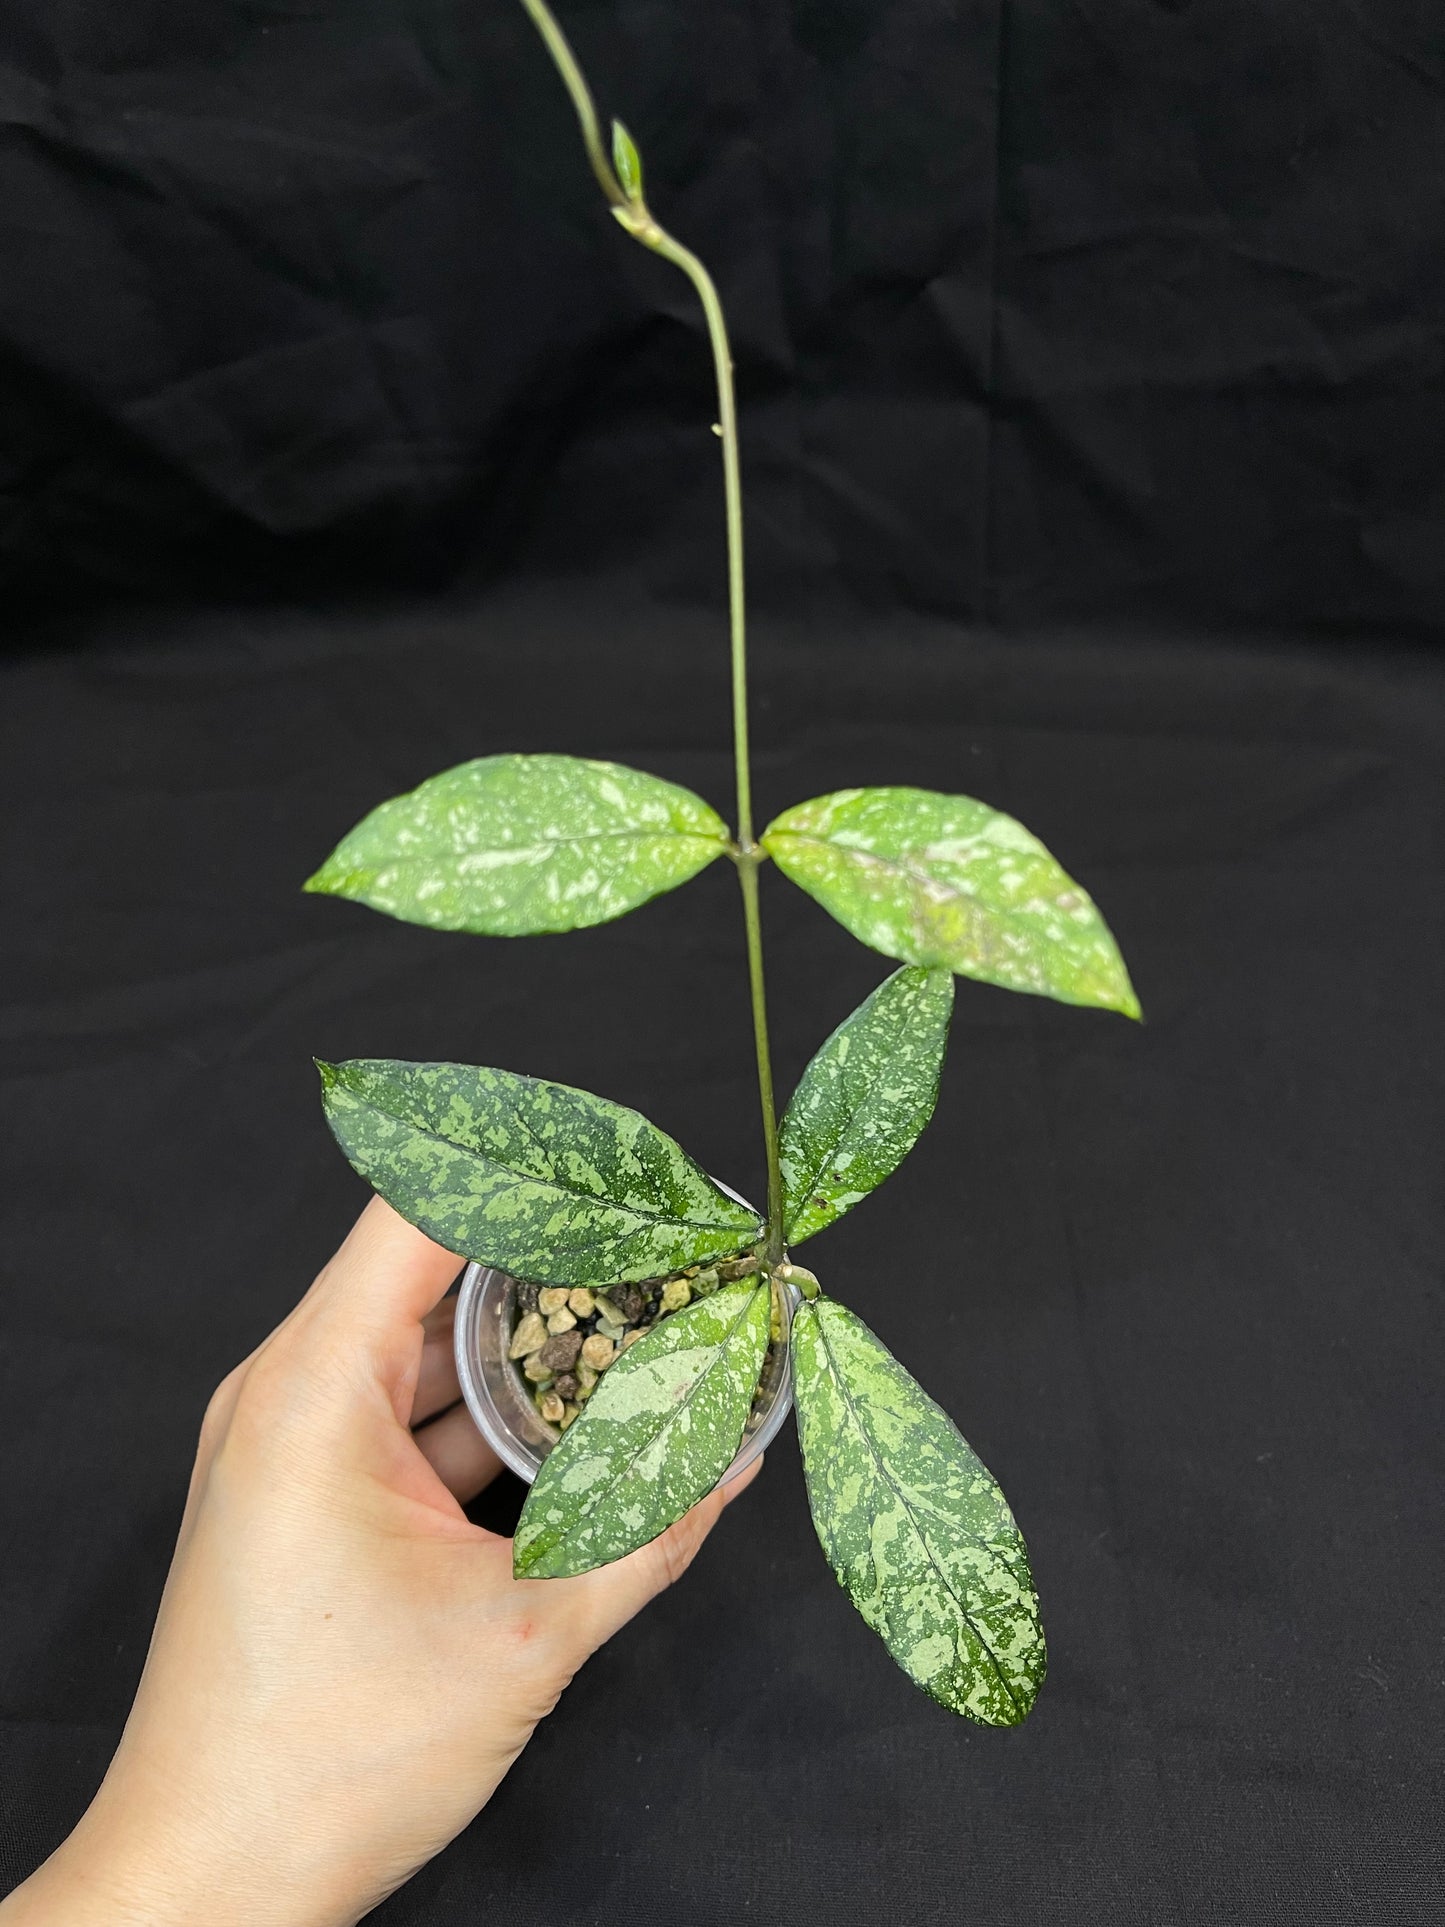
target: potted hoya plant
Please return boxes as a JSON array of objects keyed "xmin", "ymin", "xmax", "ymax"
[{"xmin": 305, "ymin": 0, "xmax": 1139, "ymax": 1727}]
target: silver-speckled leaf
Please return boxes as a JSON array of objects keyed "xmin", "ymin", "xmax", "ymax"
[
  {"xmin": 305, "ymin": 754, "xmax": 729, "ymax": 935},
  {"xmin": 781, "ymin": 965, "xmax": 953, "ymax": 1245},
  {"xmin": 318, "ymin": 1060, "xmax": 759, "ymax": 1284},
  {"xmin": 514, "ymin": 1280, "xmax": 770, "ymax": 1577},
  {"xmin": 762, "ymin": 786, "xmax": 1139, "ymax": 1017},
  {"xmin": 792, "ymin": 1299, "xmax": 1045, "ymax": 1724}
]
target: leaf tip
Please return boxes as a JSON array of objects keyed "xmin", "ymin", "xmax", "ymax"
[
  {"xmin": 303, "ymin": 853, "xmax": 371, "ymax": 901},
  {"xmin": 301, "ymin": 853, "xmax": 346, "ymax": 896},
  {"xmin": 1108, "ymin": 972, "xmax": 1143, "ymax": 1022}
]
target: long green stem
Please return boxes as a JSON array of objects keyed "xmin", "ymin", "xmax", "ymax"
[
  {"xmin": 518, "ymin": 0, "xmax": 626, "ymax": 209},
  {"xmin": 519, "ymin": 0, "xmax": 786, "ymax": 1260}
]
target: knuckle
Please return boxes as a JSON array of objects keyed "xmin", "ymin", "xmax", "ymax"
[
  {"xmin": 198, "ymin": 1364, "xmax": 246, "ymax": 1452},
  {"xmin": 222, "ymin": 1346, "xmax": 316, "ymax": 1459}
]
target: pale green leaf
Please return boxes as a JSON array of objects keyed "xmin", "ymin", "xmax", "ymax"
[
  {"xmin": 792, "ymin": 1298, "xmax": 1045, "ymax": 1724},
  {"xmin": 763, "ymin": 786, "xmax": 1139, "ymax": 1017},
  {"xmin": 514, "ymin": 1280, "xmax": 770, "ymax": 1577},
  {"xmin": 318, "ymin": 1059, "xmax": 759, "ymax": 1285},
  {"xmin": 306, "ymin": 754, "xmax": 729, "ymax": 935},
  {"xmin": 781, "ymin": 966, "xmax": 953, "ymax": 1244},
  {"xmin": 611, "ymin": 118, "xmax": 644, "ymax": 201}
]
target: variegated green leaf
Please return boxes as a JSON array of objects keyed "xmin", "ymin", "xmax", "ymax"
[
  {"xmin": 792, "ymin": 1298, "xmax": 1045, "ymax": 1724},
  {"xmin": 318, "ymin": 1059, "xmax": 759, "ymax": 1284},
  {"xmin": 762, "ymin": 786, "xmax": 1139, "ymax": 1017},
  {"xmin": 305, "ymin": 754, "xmax": 729, "ymax": 935},
  {"xmin": 780, "ymin": 966, "xmax": 953, "ymax": 1245},
  {"xmin": 514, "ymin": 1280, "xmax": 770, "ymax": 1577}
]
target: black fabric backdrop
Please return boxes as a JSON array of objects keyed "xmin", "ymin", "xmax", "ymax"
[{"xmin": 2, "ymin": 4, "xmax": 1443, "ymax": 1924}]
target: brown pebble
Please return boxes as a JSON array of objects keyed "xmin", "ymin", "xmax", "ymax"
[
  {"xmin": 611, "ymin": 1284, "xmax": 645, "ymax": 1323},
  {"xmin": 553, "ymin": 1371, "xmax": 579, "ymax": 1400},
  {"xmin": 539, "ymin": 1391, "xmax": 565, "ymax": 1425},
  {"xmin": 580, "ymin": 1333, "xmax": 616, "ymax": 1371},
  {"xmin": 508, "ymin": 1312, "xmax": 548, "ymax": 1359},
  {"xmin": 621, "ymin": 1327, "xmax": 649, "ymax": 1351},
  {"xmin": 538, "ymin": 1287, "xmax": 571, "ymax": 1317},
  {"xmin": 539, "ymin": 1329, "xmax": 583, "ymax": 1372},
  {"xmin": 567, "ymin": 1287, "xmax": 595, "ymax": 1317}
]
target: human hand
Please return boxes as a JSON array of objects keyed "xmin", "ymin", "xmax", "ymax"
[{"xmin": 2, "ymin": 1199, "xmax": 757, "ymax": 1927}]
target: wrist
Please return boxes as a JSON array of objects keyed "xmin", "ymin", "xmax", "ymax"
[{"xmin": 2, "ymin": 1774, "xmax": 367, "ymax": 1927}]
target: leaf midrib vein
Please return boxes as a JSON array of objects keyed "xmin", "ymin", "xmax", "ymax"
[
  {"xmin": 346, "ymin": 1082, "xmax": 753, "ymax": 1237},
  {"xmin": 371, "ymin": 825, "xmax": 727, "ymax": 861}
]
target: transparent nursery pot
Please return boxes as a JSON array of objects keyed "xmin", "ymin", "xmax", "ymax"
[{"xmin": 454, "ymin": 1260, "xmax": 800, "ymax": 1486}]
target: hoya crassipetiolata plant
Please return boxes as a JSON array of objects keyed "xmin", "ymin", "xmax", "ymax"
[{"xmin": 305, "ymin": 0, "xmax": 1140, "ymax": 1727}]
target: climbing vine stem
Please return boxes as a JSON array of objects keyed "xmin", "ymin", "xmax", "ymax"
[{"xmin": 519, "ymin": 0, "xmax": 786, "ymax": 1261}]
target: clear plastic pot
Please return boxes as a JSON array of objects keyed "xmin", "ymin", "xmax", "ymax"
[{"xmin": 453, "ymin": 1260, "xmax": 799, "ymax": 1486}]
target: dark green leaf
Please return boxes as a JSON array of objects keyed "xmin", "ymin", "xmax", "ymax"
[
  {"xmin": 611, "ymin": 119, "xmax": 644, "ymax": 201},
  {"xmin": 306, "ymin": 754, "xmax": 729, "ymax": 936},
  {"xmin": 514, "ymin": 1280, "xmax": 770, "ymax": 1577},
  {"xmin": 318, "ymin": 1059, "xmax": 759, "ymax": 1284},
  {"xmin": 792, "ymin": 1298, "xmax": 1045, "ymax": 1724},
  {"xmin": 780, "ymin": 966, "xmax": 952, "ymax": 1245},
  {"xmin": 763, "ymin": 786, "xmax": 1139, "ymax": 1017}
]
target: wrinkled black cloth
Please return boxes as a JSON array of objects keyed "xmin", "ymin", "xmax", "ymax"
[
  {"xmin": 2, "ymin": 0, "xmax": 1443, "ymax": 1916},
  {"xmin": 1, "ymin": 587, "xmax": 1440, "ymax": 1923},
  {"xmin": 1, "ymin": 2, "xmax": 1444, "ymax": 631}
]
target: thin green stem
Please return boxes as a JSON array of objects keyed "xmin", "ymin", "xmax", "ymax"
[
  {"xmin": 640, "ymin": 230, "xmax": 754, "ymax": 848},
  {"xmin": 737, "ymin": 853, "xmax": 786, "ymax": 1262},
  {"xmin": 517, "ymin": 0, "xmax": 625, "ymax": 208},
  {"xmin": 518, "ymin": 0, "xmax": 786, "ymax": 1259}
]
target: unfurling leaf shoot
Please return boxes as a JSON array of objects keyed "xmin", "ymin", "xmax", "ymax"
[{"xmin": 611, "ymin": 118, "xmax": 644, "ymax": 202}]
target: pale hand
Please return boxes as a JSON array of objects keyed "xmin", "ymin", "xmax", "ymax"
[{"xmin": 1, "ymin": 1199, "xmax": 756, "ymax": 1927}]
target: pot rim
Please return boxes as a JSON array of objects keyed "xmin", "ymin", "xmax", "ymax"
[{"xmin": 453, "ymin": 1255, "xmax": 798, "ymax": 1487}]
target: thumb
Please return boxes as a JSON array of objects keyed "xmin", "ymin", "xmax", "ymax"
[
  {"xmin": 303, "ymin": 1196, "xmax": 463, "ymax": 1418},
  {"xmin": 558, "ymin": 1456, "xmax": 764, "ymax": 1654}
]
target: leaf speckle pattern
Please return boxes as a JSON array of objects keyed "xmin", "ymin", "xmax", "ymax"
[
  {"xmin": 514, "ymin": 1281, "xmax": 771, "ymax": 1576},
  {"xmin": 792, "ymin": 1299, "xmax": 1045, "ymax": 1725},
  {"xmin": 319, "ymin": 1060, "xmax": 759, "ymax": 1284},
  {"xmin": 763, "ymin": 787, "xmax": 1139, "ymax": 1017},
  {"xmin": 306, "ymin": 754, "xmax": 729, "ymax": 935},
  {"xmin": 780, "ymin": 965, "xmax": 953, "ymax": 1244}
]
